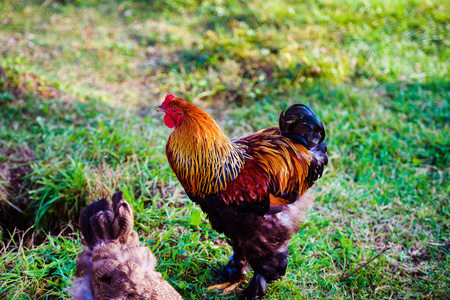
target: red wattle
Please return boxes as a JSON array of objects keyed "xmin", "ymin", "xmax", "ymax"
[{"xmin": 164, "ymin": 113, "xmax": 176, "ymax": 128}]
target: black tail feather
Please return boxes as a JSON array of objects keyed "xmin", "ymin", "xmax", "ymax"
[
  {"xmin": 279, "ymin": 104, "xmax": 325, "ymax": 150},
  {"xmin": 279, "ymin": 104, "xmax": 328, "ymax": 186}
]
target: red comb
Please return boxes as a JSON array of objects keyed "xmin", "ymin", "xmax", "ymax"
[
  {"xmin": 161, "ymin": 94, "xmax": 176, "ymax": 107},
  {"xmin": 165, "ymin": 94, "xmax": 175, "ymax": 101}
]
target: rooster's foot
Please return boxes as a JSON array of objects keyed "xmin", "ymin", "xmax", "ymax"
[{"xmin": 207, "ymin": 279, "xmax": 247, "ymax": 295}]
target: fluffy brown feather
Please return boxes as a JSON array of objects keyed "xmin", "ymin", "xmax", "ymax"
[{"xmin": 70, "ymin": 192, "xmax": 182, "ymax": 300}]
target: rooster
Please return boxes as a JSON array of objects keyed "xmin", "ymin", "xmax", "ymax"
[
  {"xmin": 70, "ymin": 191, "xmax": 182, "ymax": 300},
  {"xmin": 157, "ymin": 94, "xmax": 327, "ymax": 299}
]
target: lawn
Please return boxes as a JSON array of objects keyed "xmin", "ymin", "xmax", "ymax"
[{"xmin": 0, "ymin": 0, "xmax": 449, "ymax": 299}]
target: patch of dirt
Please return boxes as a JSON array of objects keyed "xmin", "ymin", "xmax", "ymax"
[
  {"xmin": 0, "ymin": 144, "xmax": 36, "ymax": 246},
  {"xmin": 0, "ymin": 144, "xmax": 36, "ymax": 163},
  {"xmin": 0, "ymin": 155, "xmax": 78, "ymax": 246},
  {"xmin": 407, "ymin": 244, "xmax": 433, "ymax": 264},
  {"xmin": 407, "ymin": 241, "xmax": 449, "ymax": 264}
]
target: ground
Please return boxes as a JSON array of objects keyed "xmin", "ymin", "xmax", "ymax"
[{"xmin": 0, "ymin": 0, "xmax": 449, "ymax": 299}]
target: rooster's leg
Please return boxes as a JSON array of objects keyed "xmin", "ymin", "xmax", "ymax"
[
  {"xmin": 240, "ymin": 274, "xmax": 268, "ymax": 299},
  {"xmin": 241, "ymin": 247, "xmax": 289, "ymax": 299},
  {"xmin": 207, "ymin": 247, "xmax": 247, "ymax": 294},
  {"xmin": 220, "ymin": 250, "xmax": 247, "ymax": 283}
]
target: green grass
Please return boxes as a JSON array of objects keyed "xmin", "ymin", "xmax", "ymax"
[{"xmin": 0, "ymin": 0, "xmax": 449, "ymax": 299}]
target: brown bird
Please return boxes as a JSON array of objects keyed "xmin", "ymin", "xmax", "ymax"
[
  {"xmin": 158, "ymin": 95, "xmax": 327, "ymax": 299},
  {"xmin": 70, "ymin": 191, "xmax": 183, "ymax": 300}
]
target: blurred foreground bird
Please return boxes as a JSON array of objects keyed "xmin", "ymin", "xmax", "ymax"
[
  {"xmin": 70, "ymin": 191, "xmax": 182, "ymax": 300},
  {"xmin": 157, "ymin": 94, "xmax": 328, "ymax": 298}
]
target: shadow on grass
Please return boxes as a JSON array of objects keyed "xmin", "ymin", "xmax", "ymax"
[{"xmin": 0, "ymin": 66, "xmax": 117, "ymax": 245}]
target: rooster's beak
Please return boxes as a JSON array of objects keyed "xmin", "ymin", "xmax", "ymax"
[{"xmin": 156, "ymin": 106, "xmax": 163, "ymax": 112}]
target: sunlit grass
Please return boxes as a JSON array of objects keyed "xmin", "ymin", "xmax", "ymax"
[{"xmin": 0, "ymin": 0, "xmax": 449, "ymax": 299}]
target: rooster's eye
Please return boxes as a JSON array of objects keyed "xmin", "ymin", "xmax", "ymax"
[{"xmin": 172, "ymin": 106, "xmax": 176, "ymax": 111}]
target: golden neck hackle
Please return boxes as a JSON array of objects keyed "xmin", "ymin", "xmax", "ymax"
[{"xmin": 166, "ymin": 105, "xmax": 247, "ymax": 197}]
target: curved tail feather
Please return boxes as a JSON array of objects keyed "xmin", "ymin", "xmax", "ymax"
[
  {"xmin": 279, "ymin": 104, "xmax": 325, "ymax": 149},
  {"xmin": 279, "ymin": 104, "xmax": 328, "ymax": 186}
]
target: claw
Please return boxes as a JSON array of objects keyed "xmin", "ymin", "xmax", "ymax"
[
  {"xmin": 223, "ymin": 281, "xmax": 246, "ymax": 294},
  {"xmin": 207, "ymin": 282, "xmax": 232, "ymax": 291},
  {"xmin": 207, "ymin": 279, "xmax": 247, "ymax": 295}
]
